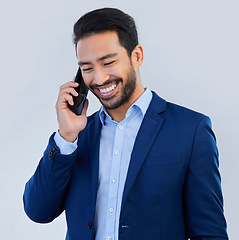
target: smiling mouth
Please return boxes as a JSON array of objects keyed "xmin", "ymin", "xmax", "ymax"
[{"xmin": 98, "ymin": 83, "xmax": 117, "ymax": 93}]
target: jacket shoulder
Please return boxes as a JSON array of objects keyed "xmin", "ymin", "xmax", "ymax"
[
  {"xmin": 151, "ymin": 91, "xmax": 208, "ymax": 120},
  {"xmin": 166, "ymin": 101, "xmax": 207, "ymax": 119},
  {"xmin": 150, "ymin": 92, "xmax": 212, "ymax": 131}
]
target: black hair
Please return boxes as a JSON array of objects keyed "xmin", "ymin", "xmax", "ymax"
[{"xmin": 73, "ymin": 8, "xmax": 139, "ymax": 56}]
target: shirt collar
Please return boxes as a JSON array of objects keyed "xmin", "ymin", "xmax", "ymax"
[{"xmin": 99, "ymin": 88, "xmax": 152, "ymax": 125}]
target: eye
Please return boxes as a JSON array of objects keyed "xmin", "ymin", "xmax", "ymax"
[
  {"xmin": 82, "ymin": 67, "xmax": 93, "ymax": 72},
  {"xmin": 104, "ymin": 61, "xmax": 115, "ymax": 66}
]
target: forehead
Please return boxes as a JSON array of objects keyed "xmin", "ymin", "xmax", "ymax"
[{"xmin": 76, "ymin": 31, "xmax": 127, "ymax": 61}]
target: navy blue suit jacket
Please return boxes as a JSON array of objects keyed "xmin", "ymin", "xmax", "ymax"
[{"xmin": 23, "ymin": 92, "xmax": 228, "ymax": 240}]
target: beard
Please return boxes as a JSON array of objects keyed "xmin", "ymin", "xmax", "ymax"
[{"xmin": 90, "ymin": 66, "xmax": 137, "ymax": 110}]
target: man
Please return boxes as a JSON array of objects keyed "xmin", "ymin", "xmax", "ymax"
[{"xmin": 23, "ymin": 8, "xmax": 228, "ymax": 240}]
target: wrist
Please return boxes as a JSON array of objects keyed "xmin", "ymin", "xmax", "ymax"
[{"xmin": 59, "ymin": 130, "xmax": 78, "ymax": 143}]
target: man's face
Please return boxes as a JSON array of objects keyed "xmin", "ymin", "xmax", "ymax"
[{"xmin": 76, "ymin": 31, "xmax": 140, "ymax": 110}]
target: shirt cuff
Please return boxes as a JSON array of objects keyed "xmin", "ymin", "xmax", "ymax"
[{"xmin": 54, "ymin": 131, "xmax": 78, "ymax": 155}]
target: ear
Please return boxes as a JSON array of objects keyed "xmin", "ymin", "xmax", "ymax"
[{"xmin": 131, "ymin": 45, "xmax": 144, "ymax": 68}]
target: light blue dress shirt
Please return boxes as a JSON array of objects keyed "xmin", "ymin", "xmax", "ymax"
[{"xmin": 54, "ymin": 88, "xmax": 152, "ymax": 240}]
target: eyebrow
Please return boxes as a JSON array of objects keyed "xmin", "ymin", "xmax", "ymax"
[{"xmin": 78, "ymin": 53, "xmax": 118, "ymax": 66}]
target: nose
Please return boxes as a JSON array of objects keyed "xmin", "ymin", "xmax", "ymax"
[{"xmin": 93, "ymin": 66, "xmax": 110, "ymax": 85}]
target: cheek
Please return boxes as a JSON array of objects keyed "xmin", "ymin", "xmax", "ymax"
[
  {"xmin": 82, "ymin": 72, "xmax": 93, "ymax": 87},
  {"xmin": 106, "ymin": 64, "xmax": 121, "ymax": 76},
  {"xmin": 110, "ymin": 64, "xmax": 130, "ymax": 80}
]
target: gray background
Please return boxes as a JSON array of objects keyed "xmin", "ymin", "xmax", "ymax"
[{"xmin": 0, "ymin": 0, "xmax": 238, "ymax": 239}]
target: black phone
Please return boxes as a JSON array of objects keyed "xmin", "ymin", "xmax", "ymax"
[{"xmin": 68, "ymin": 67, "xmax": 88, "ymax": 115}]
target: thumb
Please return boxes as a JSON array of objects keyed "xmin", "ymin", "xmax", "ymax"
[{"xmin": 81, "ymin": 99, "xmax": 89, "ymax": 116}]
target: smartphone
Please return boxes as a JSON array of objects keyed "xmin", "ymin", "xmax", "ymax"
[{"xmin": 68, "ymin": 67, "xmax": 88, "ymax": 115}]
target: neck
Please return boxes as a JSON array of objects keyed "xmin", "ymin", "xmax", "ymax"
[{"xmin": 106, "ymin": 85, "xmax": 145, "ymax": 122}]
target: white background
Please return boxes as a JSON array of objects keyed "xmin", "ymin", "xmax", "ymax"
[{"xmin": 0, "ymin": 0, "xmax": 238, "ymax": 239}]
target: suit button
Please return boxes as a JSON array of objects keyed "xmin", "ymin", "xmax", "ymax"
[
  {"xmin": 48, "ymin": 146, "xmax": 59, "ymax": 160},
  {"xmin": 87, "ymin": 221, "xmax": 92, "ymax": 229}
]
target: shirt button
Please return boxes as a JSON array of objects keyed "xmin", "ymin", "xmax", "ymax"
[
  {"xmin": 109, "ymin": 208, "xmax": 114, "ymax": 213},
  {"xmin": 118, "ymin": 124, "xmax": 123, "ymax": 129},
  {"xmin": 112, "ymin": 178, "xmax": 117, "ymax": 183},
  {"xmin": 115, "ymin": 151, "xmax": 119, "ymax": 155},
  {"xmin": 108, "ymin": 236, "xmax": 112, "ymax": 240}
]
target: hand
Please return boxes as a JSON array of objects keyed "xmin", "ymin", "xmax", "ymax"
[{"xmin": 55, "ymin": 80, "xmax": 89, "ymax": 143}]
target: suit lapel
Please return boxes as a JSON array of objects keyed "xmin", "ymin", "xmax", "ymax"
[
  {"xmin": 122, "ymin": 92, "xmax": 166, "ymax": 206},
  {"xmin": 87, "ymin": 112, "xmax": 102, "ymax": 200}
]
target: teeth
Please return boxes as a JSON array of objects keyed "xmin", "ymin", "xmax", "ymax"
[{"xmin": 99, "ymin": 84, "xmax": 116, "ymax": 93}]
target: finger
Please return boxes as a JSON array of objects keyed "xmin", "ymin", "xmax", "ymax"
[
  {"xmin": 59, "ymin": 81, "xmax": 78, "ymax": 90},
  {"xmin": 61, "ymin": 92, "xmax": 74, "ymax": 106},
  {"xmin": 59, "ymin": 86, "xmax": 79, "ymax": 97}
]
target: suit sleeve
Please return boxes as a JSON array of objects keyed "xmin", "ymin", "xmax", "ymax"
[
  {"xmin": 183, "ymin": 116, "xmax": 228, "ymax": 239},
  {"xmin": 23, "ymin": 133, "xmax": 78, "ymax": 223}
]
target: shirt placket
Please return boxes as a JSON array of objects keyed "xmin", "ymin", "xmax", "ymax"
[{"xmin": 105, "ymin": 122, "xmax": 126, "ymax": 240}]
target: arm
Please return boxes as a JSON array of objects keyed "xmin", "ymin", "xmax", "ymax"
[
  {"xmin": 23, "ymin": 133, "xmax": 78, "ymax": 223},
  {"xmin": 183, "ymin": 116, "xmax": 228, "ymax": 239},
  {"xmin": 23, "ymin": 80, "xmax": 88, "ymax": 223}
]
